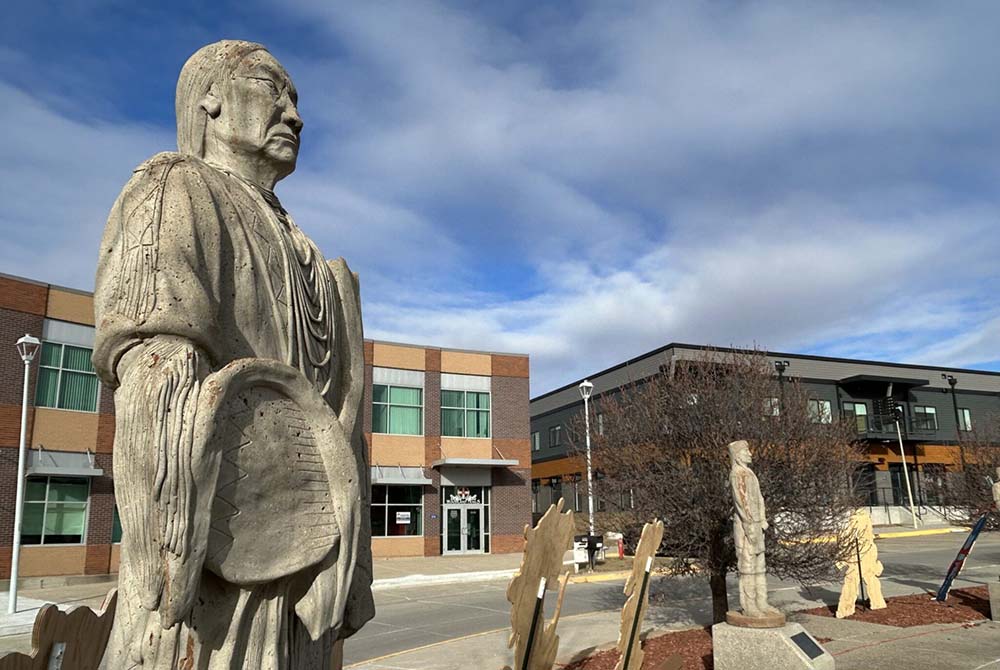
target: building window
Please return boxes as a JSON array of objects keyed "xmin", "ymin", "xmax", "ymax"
[
  {"xmin": 112, "ymin": 505, "xmax": 123, "ymax": 543},
  {"xmin": 531, "ymin": 480, "xmax": 539, "ymax": 513},
  {"xmin": 549, "ymin": 476, "xmax": 562, "ymax": 502},
  {"xmin": 596, "ymin": 412, "xmax": 605, "ymax": 435},
  {"xmin": 372, "ymin": 384, "xmax": 423, "ymax": 435},
  {"xmin": 531, "ymin": 432, "xmax": 540, "ymax": 451},
  {"xmin": 958, "ymin": 408, "xmax": 972, "ymax": 432},
  {"xmin": 23, "ymin": 476, "xmax": 89, "ymax": 545},
  {"xmin": 35, "ymin": 342, "xmax": 99, "ymax": 412},
  {"xmin": 913, "ymin": 406, "xmax": 938, "ymax": 431},
  {"xmin": 808, "ymin": 399, "xmax": 832, "ymax": 424},
  {"xmin": 764, "ymin": 397, "xmax": 780, "ymax": 416},
  {"xmin": 371, "ymin": 485, "xmax": 423, "ymax": 537},
  {"xmin": 842, "ymin": 402, "xmax": 868, "ymax": 433},
  {"xmin": 441, "ymin": 390, "xmax": 490, "ymax": 438},
  {"xmin": 572, "ymin": 474, "xmax": 584, "ymax": 512},
  {"xmin": 549, "ymin": 425, "xmax": 562, "ymax": 447}
]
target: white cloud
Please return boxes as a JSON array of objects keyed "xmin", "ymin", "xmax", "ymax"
[{"xmin": 3, "ymin": 2, "xmax": 1000, "ymax": 394}]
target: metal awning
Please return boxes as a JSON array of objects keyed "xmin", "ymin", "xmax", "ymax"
[
  {"xmin": 839, "ymin": 374, "xmax": 929, "ymax": 388},
  {"xmin": 370, "ymin": 465, "xmax": 433, "ymax": 486},
  {"xmin": 26, "ymin": 449, "xmax": 103, "ymax": 478},
  {"xmin": 431, "ymin": 458, "xmax": 520, "ymax": 468}
]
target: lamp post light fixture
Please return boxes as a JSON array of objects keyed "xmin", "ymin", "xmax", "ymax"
[
  {"xmin": 579, "ymin": 379, "xmax": 597, "ymax": 570},
  {"xmin": 10, "ymin": 334, "xmax": 40, "ymax": 615},
  {"xmin": 773, "ymin": 360, "xmax": 790, "ymax": 409}
]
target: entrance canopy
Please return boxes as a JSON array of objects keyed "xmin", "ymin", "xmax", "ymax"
[
  {"xmin": 26, "ymin": 449, "xmax": 103, "ymax": 478},
  {"xmin": 370, "ymin": 465, "xmax": 433, "ymax": 486}
]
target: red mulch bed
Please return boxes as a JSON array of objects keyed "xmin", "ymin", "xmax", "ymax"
[
  {"xmin": 562, "ymin": 627, "xmax": 712, "ymax": 670},
  {"xmin": 561, "ymin": 587, "xmax": 989, "ymax": 670},
  {"xmin": 800, "ymin": 585, "xmax": 989, "ymax": 627}
]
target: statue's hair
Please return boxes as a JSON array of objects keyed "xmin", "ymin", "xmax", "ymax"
[{"xmin": 175, "ymin": 40, "xmax": 267, "ymax": 158}]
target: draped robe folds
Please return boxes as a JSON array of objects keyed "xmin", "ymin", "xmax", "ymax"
[{"xmin": 94, "ymin": 152, "xmax": 374, "ymax": 669}]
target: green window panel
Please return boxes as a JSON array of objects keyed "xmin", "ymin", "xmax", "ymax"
[
  {"xmin": 35, "ymin": 341, "xmax": 98, "ymax": 412},
  {"xmin": 22, "ymin": 476, "xmax": 90, "ymax": 545},
  {"xmin": 441, "ymin": 390, "xmax": 490, "ymax": 438},
  {"xmin": 372, "ymin": 384, "xmax": 423, "ymax": 435},
  {"xmin": 112, "ymin": 506, "xmax": 123, "ymax": 543}
]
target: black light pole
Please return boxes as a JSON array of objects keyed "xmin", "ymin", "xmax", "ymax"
[
  {"xmin": 943, "ymin": 374, "xmax": 967, "ymax": 478},
  {"xmin": 774, "ymin": 360, "xmax": 789, "ymax": 410}
]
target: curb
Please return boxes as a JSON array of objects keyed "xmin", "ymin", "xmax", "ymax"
[
  {"xmin": 875, "ymin": 527, "xmax": 967, "ymax": 539},
  {"xmin": 372, "ymin": 569, "xmax": 517, "ymax": 590},
  {"xmin": 569, "ymin": 570, "xmax": 631, "ymax": 584}
]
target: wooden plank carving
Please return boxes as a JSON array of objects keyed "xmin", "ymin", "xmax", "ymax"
[
  {"xmin": 837, "ymin": 509, "xmax": 886, "ymax": 618},
  {"xmin": 0, "ymin": 588, "xmax": 117, "ymax": 670},
  {"xmin": 505, "ymin": 498, "xmax": 575, "ymax": 670},
  {"xmin": 615, "ymin": 519, "xmax": 665, "ymax": 670}
]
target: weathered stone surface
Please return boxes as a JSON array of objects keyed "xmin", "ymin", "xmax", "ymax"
[
  {"xmin": 712, "ymin": 622, "xmax": 835, "ymax": 670},
  {"xmin": 989, "ymin": 581, "xmax": 1000, "ymax": 622},
  {"xmin": 836, "ymin": 509, "xmax": 886, "ymax": 618},
  {"xmin": 729, "ymin": 440, "xmax": 782, "ymax": 622},
  {"xmin": 94, "ymin": 40, "xmax": 374, "ymax": 669}
]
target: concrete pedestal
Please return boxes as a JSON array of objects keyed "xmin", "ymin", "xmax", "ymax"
[
  {"xmin": 712, "ymin": 622, "xmax": 835, "ymax": 670},
  {"xmin": 989, "ymin": 581, "xmax": 1000, "ymax": 622}
]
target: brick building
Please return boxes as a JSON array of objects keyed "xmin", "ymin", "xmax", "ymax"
[{"xmin": 0, "ymin": 272, "xmax": 531, "ymax": 579}]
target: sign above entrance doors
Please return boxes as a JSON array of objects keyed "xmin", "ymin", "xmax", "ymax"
[{"xmin": 447, "ymin": 487, "xmax": 480, "ymax": 504}]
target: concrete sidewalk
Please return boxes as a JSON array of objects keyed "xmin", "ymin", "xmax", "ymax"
[{"xmin": 344, "ymin": 602, "xmax": 1000, "ymax": 670}]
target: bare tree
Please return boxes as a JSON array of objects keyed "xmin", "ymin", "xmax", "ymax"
[
  {"xmin": 945, "ymin": 413, "xmax": 1000, "ymax": 525},
  {"xmin": 570, "ymin": 348, "xmax": 865, "ymax": 623}
]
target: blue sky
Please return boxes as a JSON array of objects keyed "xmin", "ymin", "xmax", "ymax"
[{"xmin": 3, "ymin": 1, "xmax": 1000, "ymax": 394}]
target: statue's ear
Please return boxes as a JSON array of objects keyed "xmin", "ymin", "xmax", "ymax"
[{"xmin": 200, "ymin": 90, "xmax": 222, "ymax": 119}]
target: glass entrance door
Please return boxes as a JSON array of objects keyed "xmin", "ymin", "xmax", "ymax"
[{"xmin": 443, "ymin": 505, "xmax": 485, "ymax": 554}]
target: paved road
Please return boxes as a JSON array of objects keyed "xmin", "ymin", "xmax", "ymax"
[{"xmin": 343, "ymin": 531, "xmax": 1000, "ymax": 666}]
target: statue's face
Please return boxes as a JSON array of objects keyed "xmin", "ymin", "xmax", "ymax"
[
  {"xmin": 738, "ymin": 444, "xmax": 752, "ymax": 465},
  {"xmin": 210, "ymin": 50, "xmax": 302, "ymax": 179}
]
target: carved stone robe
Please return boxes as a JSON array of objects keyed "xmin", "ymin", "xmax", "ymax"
[{"xmin": 94, "ymin": 152, "xmax": 374, "ymax": 669}]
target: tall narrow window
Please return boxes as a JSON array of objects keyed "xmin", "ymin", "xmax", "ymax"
[
  {"xmin": 372, "ymin": 384, "xmax": 423, "ymax": 435},
  {"xmin": 35, "ymin": 342, "xmax": 99, "ymax": 412},
  {"xmin": 958, "ymin": 408, "xmax": 972, "ymax": 432},
  {"xmin": 842, "ymin": 402, "xmax": 868, "ymax": 433},
  {"xmin": 596, "ymin": 412, "xmax": 605, "ymax": 435},
  {"xmin": 913, "ymin": 406, "xmax": 938, "ymax": 431},
  {"xmin": 531, "ymin": 432, "xmax": 540, "ymax": 451},
  {"xmin": 23, "ymin": 477, "xmax": 89, "ymax": 545},
  {"xmin": 808, "ymin": 399, "xmax": 832, "ymax": 424},
  {"xmin": 763, "ymin": 397, "xmax": 780, "ymax": 416},
  {"xmin": 548, "ymin": 425, "xmax": 562, "ymax": 447},
  {"xmin": 441, "ymin": 390, "xmax": 490, "ymax": 438}
]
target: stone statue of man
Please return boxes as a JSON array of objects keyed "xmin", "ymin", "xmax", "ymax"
[
  {"xmin": 93, "ymin": 40, "xmax": 374, "ymax": 668},
  {"xmin": 728, "ymin": 440, "xmax": 781, "ymax": 620},
  {"xmin": 992, "ymin": 467, "xmax": 1000, "ymax": 511}
]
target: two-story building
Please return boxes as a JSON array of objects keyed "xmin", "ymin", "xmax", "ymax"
[
  {"xmin": 0, "ymin": 272, "xmax": 531, "ymax": 580},
  {"xmin": 530, "ymin": 343, "xmax": 1000, "ymax": 519}
]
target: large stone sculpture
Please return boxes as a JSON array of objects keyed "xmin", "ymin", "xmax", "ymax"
[
  {"xmin": 93, "ymin": 40, "xmax": 374, "ymax": 668},
  {"xmin": 727, "ymin": 440, "xmax": 782, "ymax": 625},
  {"xmin": 715, "ymin": 441, "xmax": 834, "ymax": 669}
]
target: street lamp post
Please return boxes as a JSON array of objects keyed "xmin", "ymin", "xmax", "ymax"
[
  {"xmin": 10, "ymin": 334, "xmax": 39, "ymax": 614},
  {"xmin": 579, "ymin": 379, "xmax": 596, "ymax": 570},
  {"xmin": 943, "ymin": 375, "xmax": 966, "ymax": 468}
]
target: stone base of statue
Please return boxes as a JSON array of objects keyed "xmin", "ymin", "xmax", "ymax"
[
  {"xmin": 725, "ymin": 609, "xmax": 786, "ymax": 628},
  {"xmin": 712, "ymin": 621, "xmax": 835, "ymax": 670},
  {"xmin": 989, "ymin": 581, "xmax": 1000, "ymax": 621}
]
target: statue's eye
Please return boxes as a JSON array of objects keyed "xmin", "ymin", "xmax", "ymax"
[{"xmin": 247, "ymin": 77, "xmax": 281, "ymax": 98}]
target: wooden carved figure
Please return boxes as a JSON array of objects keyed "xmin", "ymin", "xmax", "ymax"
[
  {"xmin": 836, "ymin": 509, "xmax": 886, "ymax": 618},
  {"xmin": 505, "ymin": 498, "xmax": 575, "ymax": 670},
  {"xmin": 614, "ymin": 519, "xmax": 667, "ymax": 670}
]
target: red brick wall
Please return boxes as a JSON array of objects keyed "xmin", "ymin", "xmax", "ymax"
[
  {"xmin": 84, "ymin": 544, "xmax": 111, "ymax": 575},
  {"xmin": 491, "ymin": 466, "xmax": 531, "ymax": 543},
  {"xmin": 492, "ymin": 376, "xmax": 530, "ymax": 440},
  {"xmin": 0, "ymin": 277, "xmax": 47, "ymax": 317},
  {"xmin": 491, "ymin": 533, "xmax": 525, "ymax": 554},
  {"xmin": 423, "ymin": 470, "xmax": 441, "ymax": 556},
  {"xmin": 0, "ymin": 307, "xmax": 45, "ymax": 410},
  {"xmin": 491, "ymin": 354, "xmax": 529, "ymax": 379},
  {"xmin": 0, "ymin": 447, "xmax": 19, "ymax": 550}
]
